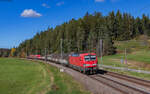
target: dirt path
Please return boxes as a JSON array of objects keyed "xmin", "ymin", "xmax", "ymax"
[
  {"xmin": 37, "ymin": 64, "xmax": 54, "ymax": 94},
  {"xmin": 27, "ymin": 63, "xmax": 54, "ymax": 94}
]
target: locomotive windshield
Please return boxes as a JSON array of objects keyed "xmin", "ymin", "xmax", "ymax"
[
  {"xmin": 84, "ymin": 55, "xmax": 96, "ymax": 61},
  {"xmin": 90, "ymin": 55, "xmax": 96, "ymax": 60},
  {"xmin": 84, "ymin": 56, "xmax": 90, "ymax": 61}
]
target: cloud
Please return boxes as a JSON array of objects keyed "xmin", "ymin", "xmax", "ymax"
[
  {"xmin": 56, "ymin": 1, "xmax": 64, "ymax": 6},
  {"xmin": 21, "ymin": 9, "xmax": 42, "ymax": 18},
  {"xmin": 95, "ymin": 0, "xmax": 105, "ymax": 2},
  {"xmin": 42, "ymin": 3, "xmax": 50, "ymax": 8}
]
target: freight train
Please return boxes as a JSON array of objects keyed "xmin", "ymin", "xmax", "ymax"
[{"xmin": 28, "ymin": 53, "xmax": 98, "ymax": 74}]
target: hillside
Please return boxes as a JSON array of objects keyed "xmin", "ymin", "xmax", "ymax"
[
  {"xmin": 102, "ymin": 36, "xmax": 150, "ymax": 67},
  {"xmin": 100, "ymin": 36, "xmax": 150, "ymax": 80},
  {"xmin": 115, "ymin": 35, "xmax": 150, "ymax": 53}
]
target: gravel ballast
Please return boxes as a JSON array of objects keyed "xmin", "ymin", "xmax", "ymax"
[{"xmin": 45, "ymin": 61, "xmax": 124, "ymax": 94}]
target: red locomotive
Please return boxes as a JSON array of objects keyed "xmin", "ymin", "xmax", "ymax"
[
  {"xmin": 28, "ymin": 53, "xmax": 98, "ymax": 74},
  {"xmin": 69, "ymin": 53, "xmax": 98, "ymax": 74}
]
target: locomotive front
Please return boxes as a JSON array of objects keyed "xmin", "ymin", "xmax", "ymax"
[
  {"xmin": 81, "ymin": 53, "xmax": 98, "ymax": 73},
  {"xmin": 69, "ymin": 53, "xmax": 98, "ymax": 74}
]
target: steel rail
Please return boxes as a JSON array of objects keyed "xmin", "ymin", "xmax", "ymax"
[
  {"xmin": 107, "ymin": 72, "xmax": 150, "ymax": 87},
  {"xmin": 91, "ymin": 75, "xmax": 149, "ymax": 94},
  {"xmin": 89, "ymin": 76, "xmax": 127, "ymax": 94}
]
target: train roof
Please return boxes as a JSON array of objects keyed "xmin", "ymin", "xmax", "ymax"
[{"xmin": 70, "ymin": 53, "xmax": 96, "ymax": 57}]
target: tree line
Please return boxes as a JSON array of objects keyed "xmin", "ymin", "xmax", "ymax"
[
  {"xmin": 0, "ymin": 48, "xmax": 10, "ymax": 57},
  {"xmin": 15, "ymin": 10, "xmax": 150, "ymax": 57}
]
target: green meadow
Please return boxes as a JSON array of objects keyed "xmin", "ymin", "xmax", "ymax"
[
  {"xmin": 99, "ymin": 39, "xmax": 150, "ymax": 80},
  {"xmin": 100, "ymin": 39, "xmax": 150, "ymax": 69},
  {"xmin": 0, "ymin": 58, "xmax": 90, "ymax": 94}
]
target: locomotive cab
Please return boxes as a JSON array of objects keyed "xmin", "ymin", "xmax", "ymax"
[
  {"xmin": 69, "ymin": 53, "xmax": 98, "ymax": 74},
  {"xmin": 83, "ymin": 55, "xmax": 97, "ymax": 67},
  {"xmin": 82, "ymin": 54, "xmax": 98, "ymax": 74}
]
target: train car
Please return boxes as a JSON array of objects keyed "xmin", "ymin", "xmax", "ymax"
[
  {"xmin": 47, "ymin": 54, "xmax": 69, "ymax": 65},
  {"xmin": 28, "ymin": 53, "xmax": 98, "ymax": 74},
  {"xmin": 69, "ymin": 53, "xmax": 98, "ymax": 74},
  {"xmin": 28, "ymin": 55, "xmax": 41, "ymax": 59}
]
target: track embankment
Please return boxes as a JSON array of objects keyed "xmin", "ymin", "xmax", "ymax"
[
  {"xmin": 29, "ymin": 59, "xmax": 150, "ymax": 94},
  {"xmin": 44, "ymin": 61, "xmax": 128, "ymax": 94}
]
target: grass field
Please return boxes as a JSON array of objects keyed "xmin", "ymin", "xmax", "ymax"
[
  {"xmin": 98, "ymin": 38, "xmax": 150, "ymax": 80},
  {"xmin": 0, "ymin": 58, "xmax": 90, "ymax": 94},
  {"xmin": 100, "ymin": 39, "xmax": 150, "ymax": 70},
  {"xmin": 101, "ymin": 51, "xmax": 150, "ymax": 69}
]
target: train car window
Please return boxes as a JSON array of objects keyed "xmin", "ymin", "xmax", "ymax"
[{"xmin": 71, "ymin": 54, "xmax": 79, "ymax": 57}]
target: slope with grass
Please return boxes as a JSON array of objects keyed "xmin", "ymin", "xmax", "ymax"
[
  {"xmin": 0, "ymin": 58, "xmax": 90, "ymax": 94},
  {"xmin": 99, "ymin": 36, "xmax": 150, "ymax": 80},
  {"xmin": 101, "ymin": 38, "xmax": 150, "ymax": 69}
]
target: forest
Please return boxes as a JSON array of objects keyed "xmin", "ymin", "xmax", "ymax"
[
  {"xmin": 0, "ymin": 48, "xmax": 10, "ymax": 57},
  {"xmin": 14, "ymin": 10, "xmax": 150, "ymax": 57}
]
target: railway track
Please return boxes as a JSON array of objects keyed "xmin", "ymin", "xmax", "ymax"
[
  {"xmin": 89, "ymin": 75, "xmax": 127, "ymax": 94},
  {"xmin": 47, "ymin": 60, "xmax": 150, "ymax": 94},
  {"xmin": 30, "ymin": 59, "xmax": 150, "ymax": 94},
  {"xmin": 106, "ymin": 71, "xmax": 150, "ymax": 88},
  {"xmin": 90, "ymin": 74, "xmax": 150, "ymax": 94}
]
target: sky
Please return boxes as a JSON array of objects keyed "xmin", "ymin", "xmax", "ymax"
[{"xmin": 0, "ymin": 0, "xmax": 150, "ymax": 48}]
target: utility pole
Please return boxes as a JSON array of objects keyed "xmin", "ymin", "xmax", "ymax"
[
  {"xmin": 36, "ymin": 49, "xmax": 38, "ymax": 55},
  {"xmin": 60, "ymin": 39, "xmax": 63, "ymax": 58},
  {"xmin": 100, "ymin": 39, "xmax": 103, "ymax": 65},
  {"xmin": 26, "ymin": 46, "xmax": 27, "ymax": 58},
  {"xmin": 68, "ymin": 40, "xmax": 71, "ymax": 53},
  {"xmin": 45, "ymin": 48, "xmax": 47, "ymax": 62},
  {"xmin": 125, "ymin": 48, "xmax": 127, "ymax": 64}
]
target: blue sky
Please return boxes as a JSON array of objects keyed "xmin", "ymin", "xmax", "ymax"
[{"xmin": 0, "ymin": 0, "xmax": 150, "ymax": 48}]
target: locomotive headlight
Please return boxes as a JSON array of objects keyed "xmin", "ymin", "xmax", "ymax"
[
  {"xmin": 83, "ymin": 64, "xmax": 90, "ymax": 67},
  {"xmin": 93, "ymin": 64, "xmax": 97, "ymax": 66}
]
